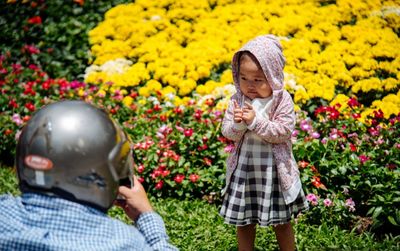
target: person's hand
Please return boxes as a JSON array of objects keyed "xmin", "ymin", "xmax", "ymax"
[
  {"xmin": 233, "ymin": 100, "xmax": 243, "ymax": 123},
  {"xmin": 115, "ymin": 176, "xmax": 153, "ymax": 221},
  {"xmin": 242, "ymin": 102, "xmax": 255, "ymax": 125}
]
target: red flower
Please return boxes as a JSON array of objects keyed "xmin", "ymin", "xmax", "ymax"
[
  {"xmin": 41, "ymin": 81, "xmax": 50, "ymax": 90},
  {"xmin": 23, "ymin": 45, "xmax": 40, "ymax": 54},
  {"xmin": 155, "ymin": 180, "xmax": 164, "ymax": 190},
  {"xmin": 22, "ymin": 115, "xmax": 31, "ymax": 122},
  {"xmin": 347, "ymin": 97, "xmax": 360, "ymax": 108},
  {"xmin": 189, "ymin": 174, "xmax": 200, "ymax": 183},
  {"xmin": 4, "ymin": 129, "xmax": 13, "ymax": 135},
  {"xmin": 197, "ymin": 144, "xmax": 208, "ymax": 151},
  {"xmin": 73, "ymin": 0, "xmax": 85, "ymax": 6},
  {"xmin": 310, "ymin": 165, "xmax": 318, "ymax": 173},
  {"xmin": 203, "ymin": 157, "xmax": 212, "ymax": 166},
  {"xmin": 8, "ymin": 99, "xmax": 18, "ymax": 108},
  {"xmin": 25, "ymin": 102, "xmax": 35, "ymax": 112},
  {"xmin": 204, "ymin": 98, "xmax": 214, "ymax": 106},
  {"xmin": 137, "ymin": 177, "xmax": 144, "ymax": 183},
  {"xmin": 130, "ymin": 91, "xmax": 138, "ymax": 98},
  {"xmin": 27, "ymin": 16, "xmax": 42, "ymax": 25},
  {"xmin": 193, "ymin": 109, "xmax": 202, "ymax": 120},
  {"xmin": 373, "ymin": 109, "xmax": 384, "ymax": 119},
  {"xmin": 386, "ymin": 164, "xmax": 397, "ymax": 170},
  {"xmin": 359, "ymin": 155, "xmax": 370, "ymax": 164},
  {"xmin": 329, "ymin": 109, "xmax": 340, "ymax": 120},
  {"xmin": 153, "ymin": 104, "xmax": 161, "ymax": 112},
  {"xmin": 174, "ymin": 107, "xmax": 183, "ymax": 114},
  {"xmin": 136, "ymin": 164, "xmax": 145, "ymax": 173},
  {"xmin": 174, "ymin": 174, "xmax": 185, "ymax": 184},
  {"xmin": 349, "ymin": 143, "xmax": 357, "ymax": 152},
  {"xmin": 161, "ymin": 170, "xmax": 170, "ymax": 177},
  {"xmin": 184, "ymin": 128, "xmax": 193, "ymax": 137},
  {"xmin": 160, "ymin": 114, "xmax": 167, "ymax": 122},
  {"xmin": 298, "ymin": 160, "xmax": 309, "ymax": 169},
  {"xmin": 311, "ymin": 176, "xmax": 327, "ymax": 190}
]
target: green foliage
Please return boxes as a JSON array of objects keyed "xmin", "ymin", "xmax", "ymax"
[
  {"xmin": 0, "ymin": 166, "xmax": 19, "ymax": 195},
  {"xmin": 1, "ymin": 168, "xmax": 399, "ymax": 250},
  {"xmin": 124, "ymin": 98, "xmax": 227, "ymax": 199},
  {"xmin": 150, "ymin": 198, "xmax": 400, "ymax": 250},
  {"xmin": 0, "ymin": 0, "xmax": 130, "ymax": 79}
]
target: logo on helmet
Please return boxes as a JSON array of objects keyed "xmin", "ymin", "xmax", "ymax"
[{"xmin": 24, "ymin": 155, "xmax": 53, "ymax": 170}]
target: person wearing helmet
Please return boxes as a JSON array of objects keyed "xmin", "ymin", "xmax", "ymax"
[{"xmin": 0, "ymin": 100, "xmax": 178, "ymax": 250}]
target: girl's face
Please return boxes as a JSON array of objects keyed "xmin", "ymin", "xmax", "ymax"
[{"xmin": 239, "ymin": 54, "xmax": 272, "ymax": 100}]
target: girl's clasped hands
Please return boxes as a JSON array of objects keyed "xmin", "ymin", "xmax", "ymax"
[{"xmin": 233, "ymin": 100, "xmax": 255, "ymax": 125}]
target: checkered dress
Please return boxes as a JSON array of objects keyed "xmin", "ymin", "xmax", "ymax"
[{"xmin": 220, "ymin": 131, "xmax": 308, "ymax": 227}]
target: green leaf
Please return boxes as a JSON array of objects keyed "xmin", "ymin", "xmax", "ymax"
[
  {"xmin": 387, "ymin": 216, "xmax": 399, "ymax": 226},
  {"xmin": 372, "ymin": 206, "xmax": 383, "ymax": 219}
]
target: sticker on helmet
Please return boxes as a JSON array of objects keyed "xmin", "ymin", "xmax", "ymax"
[{"xmin": 24, "ymin": 155, "xmax": 53, "ymax": 170}]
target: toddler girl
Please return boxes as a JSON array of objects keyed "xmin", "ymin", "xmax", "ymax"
[{"xmin": 220, "ymin": 35, "xmax": 308, "ymax": 251}]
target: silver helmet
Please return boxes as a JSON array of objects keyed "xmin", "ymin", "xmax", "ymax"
[{"xmin": 16, "ymin": 100, "xmax": 133, "ymax": 211}]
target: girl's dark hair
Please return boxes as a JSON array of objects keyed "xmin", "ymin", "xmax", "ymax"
[{"xmin": 238, "ymin": 51, "xmax": 262, "ymax": 70}]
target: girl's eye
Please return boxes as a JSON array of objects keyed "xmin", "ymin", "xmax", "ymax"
[{"xmin": 241, "ymin": 77, "xmax": 247, "ymax": 81}]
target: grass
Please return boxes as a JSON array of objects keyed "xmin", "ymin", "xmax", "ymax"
[{"xmin": 1, "ymin": 166, "xmax": 399, "ymax": 250}]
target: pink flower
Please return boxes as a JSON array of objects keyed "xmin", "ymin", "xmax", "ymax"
[
  {"xmin": 224, "ymin": 144, "xmax": 235, "ymax": 153},
  {"xmin": 175, "ymin": 125, "xmax": 184, "ymax": 132},
  {"xmin": 329, "ymin": 133, "xmax": 338, "ymax": 140},
  {"xmin": 359, "ymin": 155, "xmax": 370, "ymax": 164},
  {"xmin": 23, "ymin": 44, "xmax": 40, "ymax": 54},
  {"xmin": 12, "ymin": 114, "xmax": 23, "ymax": 126},
  {"xmin": 345, "ymin": 198, "xmax": 356, "ymax": 212},
  {"xmin": 311, "ymin": 132, "xmax": 320, "ymax": 139},
  {"xmin": 300, "ymin": 120, "xmax": 311, "ymax": 131},
  {"xmin": 306, "ymin": 193, "xmax": 318, "ymax": 206},
  {"xmin": 15, "ymin": 130, "xmax": 22, "ymax": 141},
  {"xmin": 323, "ymin": 198, "xmax": 333, "ymax": 207},
  {"xmin": 292, "ymin": 129, "xmax": 299, "ymax": 137}
]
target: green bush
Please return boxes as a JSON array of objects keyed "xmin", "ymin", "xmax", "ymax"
[
  {"xmin": 294, "ymin": 101, "xmax": 400, "ymax": 234},
  {"xmin": 0, "ymin": 0, "xmax": 130, "ymax": 79},
  {"xmin": 125, "ymin": 97, "xmax": 228, "ymax": 199}
]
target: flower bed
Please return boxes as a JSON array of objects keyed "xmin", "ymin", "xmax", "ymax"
[{"xmin": 1, "ymin": 0, "xmax": 399, "ymax": 235}]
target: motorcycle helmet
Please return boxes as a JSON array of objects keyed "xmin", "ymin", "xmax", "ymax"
[{"xmin": 16, "ymin": 100, "xmax": 133, "ymax": 211}]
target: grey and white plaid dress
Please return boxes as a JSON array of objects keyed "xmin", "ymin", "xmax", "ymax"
[{"xmin": 220, "ymin": 131, "xmax": 308, "ymax": 227}]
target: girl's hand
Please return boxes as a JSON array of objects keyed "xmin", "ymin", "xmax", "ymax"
[
  {"xmin": 233, "ymin": 100, "xmax": 243, "ymax": 123},
  {"xmin": 242, "ymin": 102, "xmax": 255, "ymax": 125}
]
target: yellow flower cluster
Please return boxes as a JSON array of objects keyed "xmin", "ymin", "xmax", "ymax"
[{"xmin": 85, "ymin": 0, "xmax": 400, "ymax": 116}]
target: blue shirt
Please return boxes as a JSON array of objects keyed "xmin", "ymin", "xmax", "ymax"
[{"xmin": 0, "ymin": 193, "xmax": 178, "ymax": 251}]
